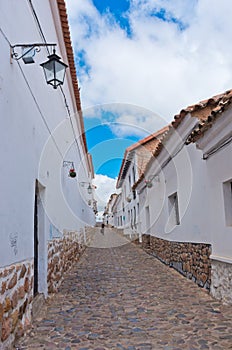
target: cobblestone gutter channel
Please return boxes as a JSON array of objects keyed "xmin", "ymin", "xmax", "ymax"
[{"xmin": 142, "ymin": 234, "xmax": 211, "ymax": 289}]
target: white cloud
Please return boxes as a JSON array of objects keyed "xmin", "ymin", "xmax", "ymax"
[
  {"xmin": 83, "ymin": 103, "xmax": 166, "ymax": 137},
  {"xmin": 93, "ymin": 174, "xmax": 119, "ymax": 213},
  {"xmin": 110, "ymin": 111, "xmax": 164, "ymax": 137},
  {"xmin": 66, "ymin": 0, "xmax": 232, "ymax": 124}
]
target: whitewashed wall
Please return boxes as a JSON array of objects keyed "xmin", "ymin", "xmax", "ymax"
[
  {"xmin": 205, "ymin": 143, "xmax": 232, "ymax": 260},
  {"xmin": 137, "ymin": 116, "xmax": 211, "ymax": 244},
  {"xmin": 139, "ymin": 144, "xmax": 211, "ymax": 242},
  {"xmin": 196, "ymin": 108, "xmax": 232, "ymax": 261},
  {"xmin": 0, "ymin": 0, "xmax": 95, "ymax": 270},
  {"xmin": 115, "ymin": 153, "xmax": 140, "ymax": 231}
]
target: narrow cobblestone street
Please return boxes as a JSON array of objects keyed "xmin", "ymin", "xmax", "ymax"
[{"xmin": 15, "ymin": 228, "xmax": 232, "ymax": 350}]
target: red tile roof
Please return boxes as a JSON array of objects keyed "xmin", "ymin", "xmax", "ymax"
[
  {"xmin": 116, "ymin": 126, "xmax": 169, "ymax": 188},
  {"xmin": 186, "ymin": 89, "xmax": 232, "ymax": 143},
  {"xmin": 133, "ymin": 88, "xmax": 232, "ymax": 189},
  {"xmin": 126, "ymin": 125, "xmax": 170, "ymax": 152},
  {"xmin": 172, "ymin": 89, "xmax": 232, "ymax": 131},
  {"xmin": 56, "ymin": 0, "xmax": 88, "ymax": 154}
]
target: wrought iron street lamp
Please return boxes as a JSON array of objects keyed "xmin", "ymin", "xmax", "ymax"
[
  {"xmin": 11, "ymin": 43, "xmax": 68, "ymax": 89},
  {"xmin": 40, "ymin": 50, "xmax": 68, "ymax": 89},
  {"xmin": 80, "ymin": 182, "xmax": 93, "ymax": 195}
]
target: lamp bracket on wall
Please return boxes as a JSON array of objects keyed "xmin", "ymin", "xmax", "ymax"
[
  {"xmin": 63, "ymin": 161, "xmax": 74, "ymax": 168},
  {"xmin": 63, "ymin": 161, "xmax": 76, "ymax": 178},
  {"xmin": 148, "ymin": 174, "xmax": 160, "ymax": 182},
  {"xmin": 11, "ymin": 43, "xmax": 56, "ymax": 63},
  {"xmin": 144, "ymin": 174, "xmax": 160, "ymax": 189}
]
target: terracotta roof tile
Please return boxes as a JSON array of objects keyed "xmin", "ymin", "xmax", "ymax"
[
  {"xmin": 187, "ymin": 89, "xmax": 232, "ymax": 143},
  {"xmin": 133, "ymin": 88, "xmax": 232, "ymax": 189},
  {"xmin": 126, "ymin": 125, "xmax": 169, "ymax": 153},
  {"xmin": 56, "ymin": 0, "xmax": 87, "ymax": 154},
  {"xmin": 172, "ymin": 89, "xmax": 232, "ymax": 131},
  {"xmin": 116, "ymin": 125, "xmax": 169, "ymax": 188}
]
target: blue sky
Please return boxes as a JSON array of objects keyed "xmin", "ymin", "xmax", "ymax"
[
  {"xmin": 66, "ymin": 0, "xmax": 232, "ymax": 212},
  {"xmin": 92, "ymin": 0, "xmax": 131, "ymax": 36},
  {"xmin": 83, "ymin": 102, "xmax": 164, "ymax": 179},
  {"xmin": 84, "ymin": 118, "xmax": 139, "ymax": 178},
  {"xmin": 76, "ymin": 0, "xmax": 187, "ymax": 179}
]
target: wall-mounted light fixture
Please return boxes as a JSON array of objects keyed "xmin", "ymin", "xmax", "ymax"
[
  {"xmin": 40, "ymin": 49, "xmax": 68, "ymax": 89},
  {"xmin": 63, "ymin": 161, "xmax": 76, "ymax": 178},
  {"xmin": 145, "ymin": 174, "xmax": 160, "ymax": 188},
  {"xmin": 11, "ymin": 43, "xmax": 56, "ymax": 63},
  {"xmin": 80, "ymin": 182, "xmax": 93, "ymax": 195},
  {"xmin": 11, "ymin": 43, "xmax": 68, "ymax": 89}
]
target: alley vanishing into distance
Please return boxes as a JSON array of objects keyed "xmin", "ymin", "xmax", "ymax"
[{"xmin": 16, "ymin": 228, "xmax": 232, "ymax": 350}]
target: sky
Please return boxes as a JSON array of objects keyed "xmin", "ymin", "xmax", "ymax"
[{"xmin": 65, "ymin": 0, "xmax": 232, "ymax": 216}]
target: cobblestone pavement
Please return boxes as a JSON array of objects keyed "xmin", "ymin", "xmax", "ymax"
[{"xmin": 15, "ymin": 228, "xmax": 232, "ymax": 350}]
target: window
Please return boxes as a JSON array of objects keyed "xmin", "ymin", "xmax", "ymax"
[
  {"xmin": 133, "ymin": 206, "xmax": 136, "ymax": 228},
  {"xmin": 133, "ymin": 190, "xmax": 136, "ymax": 200},
  {"xmin": 129, "ymin": 175, "xmax": 131, "ymax": 188},
  {"xmin": 132, "ymin": 166, "xmax": 136, "ymax": 184},
  {"xmin": 223, "ymin": 180, "xmax": 232, "ymax": 226},
  {"xmin": 168, "ymin": 192, "xmax": 180, "ymax": 225},
  {"xmin": 137, "ymin": 203, "xmax": 139, "ymax": 216}
]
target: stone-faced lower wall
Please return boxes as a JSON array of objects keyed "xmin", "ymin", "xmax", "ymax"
[
  {"xmin": 47, "ymin": 231, "xmax": 85, "ymax": 293},
  {"xmin": 81, "ymin": 226, "xmax": 95, "ymax": 247},
  {"xmin": 141, "ymin": 234, "xmax": 150, "ymax": 250},
  {"xmin": 142, "ymin": 234, "xmax": 211, "ymax": 289},
  {"xmin": 0, "ymin": 260, "xmax": 33, "ymax": 349},
  {"xmin": 211, "ymin": 259, "xmax": 232, "ymax": 305}
]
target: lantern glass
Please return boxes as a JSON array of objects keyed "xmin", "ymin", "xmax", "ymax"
[
  {"xmin": 40, "ymin": 52, "xmax": 68, "ymax": 89},
  {"xmin": 87, "ymin": 184, "xmax": 92, "ymax": 195}
]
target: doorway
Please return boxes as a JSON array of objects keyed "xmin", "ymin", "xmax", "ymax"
[
  {"xmin": 34, "ymin": 183, "xmax": 39, "ymax": 296},
  {"xmin": 33, "ymin": 181, "xmax": 47, "ymax": 296}
]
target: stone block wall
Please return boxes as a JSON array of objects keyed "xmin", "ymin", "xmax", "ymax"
[
  {"xmin": 47, "ymin": 228, "xmax": 95, "ymax": 293},
  {"xmin": 211, "ymin": 259, "xmax": 232, "ymax": 305},
  {"xmin": 83, "ymin": 226, "xmax": 95, "ymax": 246},
  {"xmin": 47, "ymin": 232, "xmax": 83, "ymax": 293},
  {"xmin": 142, "ymin": 234, "xmax": 211, "ymax": 289},
  {"xmin": 0, "ymin": 260, "xmax": 33, "ymax": 349},
  {"xmin": 142, "ymin": 234, "xmax": 150, "ymax": 250}
]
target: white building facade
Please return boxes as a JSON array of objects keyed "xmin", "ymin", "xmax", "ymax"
[
  {"xmin": 113, "ymin": 127, "xmax": 168, "ymax": 240},
  {"xmin": 134, "ymin": 90, "xmax": 232, "ymax": 303},
  {"xmin": 103, "ymin": 193, "xmax": 118, "ymax": 227},
  {"xmin": 0, "ymin": 0, "xmax": 95, "ymax": 346},
  {"xmin": 192, "ymin": 93, "xmax": 232, "ymax": 304}
]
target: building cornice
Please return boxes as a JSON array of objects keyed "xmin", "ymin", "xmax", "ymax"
[{"xmin": 55, "ymin": 0, "xmax": 88, "ymax": 154}]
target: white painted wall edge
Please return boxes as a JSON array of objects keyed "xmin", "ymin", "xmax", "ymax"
[{"xmin": 210, "ymin": 255, "xmax": 232, "ymax": 265}]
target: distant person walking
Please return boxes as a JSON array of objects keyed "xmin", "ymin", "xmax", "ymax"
[{"xmin": 101, "ymin": 222, "xmax": 105, "ymax": 235}]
